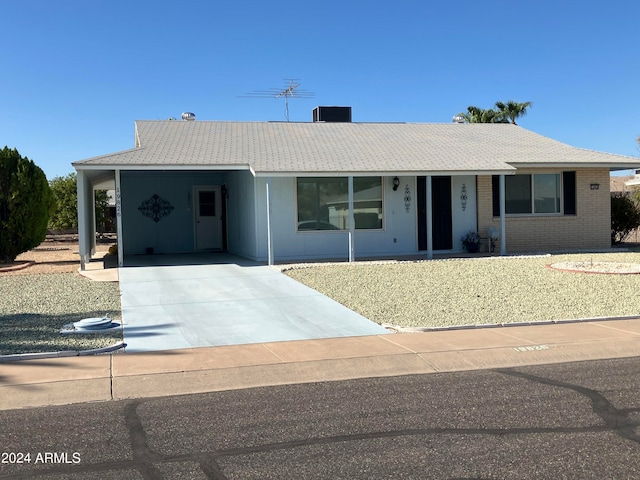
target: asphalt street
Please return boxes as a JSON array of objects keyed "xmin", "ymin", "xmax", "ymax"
[{"xmin": 1, "ymin": 356, "xmax": 639, "ymax": 479}]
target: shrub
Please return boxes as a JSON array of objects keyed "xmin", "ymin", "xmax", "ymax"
[
  {"xmin": 0, "ymin": 147, "xmax": 52, "ymax": 263},
  {"xmin": 48, "ymin": 173, "xmax": 78, "ymax": 231},
  {"xmin": 611, "ymin": 193, "xmax": 640, "ymax": 244}
]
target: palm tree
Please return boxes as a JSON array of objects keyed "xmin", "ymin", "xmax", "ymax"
[
  {"xmin": 494, "ymin": 100, "xmax": 532, "ymax": 125},
  {"xmin": 457, "ymin": 106, "xmax": 509, "ymax": 124}
]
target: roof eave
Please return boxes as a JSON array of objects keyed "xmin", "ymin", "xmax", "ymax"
[
  {"xmin": 253, "ymin": 169, "xmax": 517, "ymax": 178},
  {"xmin": 74, "ymin": 163, "xmax": 252, "ymax": 171},
  {"xmin": 510, "ymin": 162, "xmax": 640, "ymax": 170}
]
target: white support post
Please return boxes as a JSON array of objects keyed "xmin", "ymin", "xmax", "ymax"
[
  {"xmin": 115, "ymin": 170, "xmax": 124, "ymax": 267},
  {"xmin": 91, "ymin": 184, "xmax": 97, "ymax": 256},
  {"xmin": 77, "ymin": 171, "xmax": 89, "ymax": 271},
  {"xmin": 266, "ymin": 178, "xmax": 274, "ymax": 266},
  {"xmin": 348, "ymin": 176, "xmax": 355, "ymax": 262},
  {"xmin": 426, "ymin": 175, "xmax": 433, "ymax": 260},
  {"xmin": 499, "ymin": 174, "xmax": 506, "ymax": 256}
]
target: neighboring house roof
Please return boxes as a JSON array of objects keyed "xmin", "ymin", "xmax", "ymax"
[
  {"xmin": 73, "ymin": 120, "xmax": 640, "ymax": 176},
  {"xmin": 611, "ymin": 175, "xmax": 635, "ymax": 194},
  {"xmin": 624, "ymin": 172, "xmax": 640, "ymax": 188}
]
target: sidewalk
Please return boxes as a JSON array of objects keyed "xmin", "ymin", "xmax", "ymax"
[{"xmin": 2, "ymin": 317, "xmax": 640, "ymax": 410}]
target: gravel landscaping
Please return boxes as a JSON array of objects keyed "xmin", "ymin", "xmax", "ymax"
[
  {"xmin": 3, "ymin": 241, "xmax": 640, "ymax": 356},
  {"xmin": 0, "ymin": 273, "xmax": 122, "ymax": 356},
  {"xmin": 283, "ymin": 251, "xmax": 640, "ymax": 329}
]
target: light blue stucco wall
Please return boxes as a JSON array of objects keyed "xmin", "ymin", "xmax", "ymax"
[
  {"xmin": 120, "ymin": 171, "xmax": 478, "ymax": 261},
  {"xmin": 225, "ymin": 170, "xmax": 258, "ymax": 260},
  {"xmin": 253, "ymin": 175, "xmax": 476, "ymax": 262},
  {"xmin": 121, "ymin": 171, "xmax": 228, "ymax": 255},
  {"xmin": 451, "ymin": 176, "xmax": 478, "ymax": 251}
]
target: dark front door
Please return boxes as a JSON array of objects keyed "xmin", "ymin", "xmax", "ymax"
[{"xmin": 417, "ymin": 176, "xmax": 453, "ymax": 251}]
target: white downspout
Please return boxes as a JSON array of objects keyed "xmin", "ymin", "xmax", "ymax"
[{"xmin": 266, "ymin": 178, "xmax": 274, "ymax": 266}]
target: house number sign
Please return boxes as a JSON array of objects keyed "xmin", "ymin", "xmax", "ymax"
[
  {"xmin": 460, "ymin": 183, "xmax": 468, "ymax": 211},
  {"xmin": 404, "ymin": 185, "xmax": 411, "ymax": 212}
]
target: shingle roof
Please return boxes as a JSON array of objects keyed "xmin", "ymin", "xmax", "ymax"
[{"xmin": 73, "ymin": 120, "xmax": 640, "ymax": 175}]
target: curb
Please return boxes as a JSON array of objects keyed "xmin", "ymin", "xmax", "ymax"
[{"xmin": 0, "ymin": 342, "xmax": 127, "ymax": 363}]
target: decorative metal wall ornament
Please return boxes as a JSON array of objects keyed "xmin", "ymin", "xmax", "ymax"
[
  {"xmin": 460, "ymin": 183, "xmax": 468, "ymax": 211},
  {"xmin": 138, "ymin": 194, "xmax": 174, "ymax": 223},
  {"xmin": 403, "ymin": 185, "xmax": 412, "ymax": 212}
]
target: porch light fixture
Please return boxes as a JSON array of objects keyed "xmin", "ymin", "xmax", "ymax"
[{"xmin": 393, "ymin": 176, "xmax": 400, "ymax": 191}]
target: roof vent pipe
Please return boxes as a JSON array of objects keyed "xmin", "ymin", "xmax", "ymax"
[{"xmin": 182, "ymin": 112, "xmax": 196, "ymax": 121}]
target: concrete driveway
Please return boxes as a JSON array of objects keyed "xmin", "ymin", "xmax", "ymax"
[{"xmin": 119, "ymin": 254, "xmax": 388, "ymax": 352}]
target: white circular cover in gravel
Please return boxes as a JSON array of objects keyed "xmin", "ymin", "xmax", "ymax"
[{"xmin": 549, "ymin": 261, "xmax": 640, "ymax": 274}]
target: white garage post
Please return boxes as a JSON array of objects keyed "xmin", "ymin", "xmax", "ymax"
[
  {"xmin": 499, "ymin": 174, "xmax": 506, "ymax": 255},
  {"xmin": 348, "ymin": 176, "xmax": 355, "ymax": 262},
  {"xmin": 77, "ymin": 171, "xmax": 89, "ymax": 271},
  {"xmin": 115, "ymin": 169, "xmax": 124, "ymax": 267},
  {"xmin": 426, "ymin": 175, "xmax": 433, "ymax": 260}
]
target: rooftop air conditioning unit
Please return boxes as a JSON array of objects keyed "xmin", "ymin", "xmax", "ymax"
[{"xmin": 312, "ymin": 106, "xmax": 352, "ymax": 123}]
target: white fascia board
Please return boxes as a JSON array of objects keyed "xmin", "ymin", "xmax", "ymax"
[
  {"xmin": 252, "ymin": 169, "xmax": 516, "ymax": 177},
  {"xmin": 74, "ymin": 164, "xmax": 252, "ymax": 171},
  {"xmin": 510, "ymin": 162, "xmax": 640, "ymax": 170}
]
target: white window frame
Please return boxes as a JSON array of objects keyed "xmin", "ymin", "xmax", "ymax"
[
  {"xmin": 295, "ymin": 176, "xmax": 384, "ymax": 232},
  {"xmin": 505, "ymin": 173, "xmax": 563, "ymax": 216}
]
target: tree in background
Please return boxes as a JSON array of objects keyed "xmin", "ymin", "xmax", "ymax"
[
  {"xmin": 0, "ymin": 147, "xmax": 52, "ymax": 263},
  {"xmin": 49, "ymin": 173, "xmax": 77, "ymax": 231},
  {"xmin": 456, "ymin": 100, "xmax": 532, "ymax": 124},
  {"xmin": 494, "ymin": 100, "xmax": 533, "ymax": 125},
  {"xmin": 457, "ymin": 105, "xmax": 508, "ymax": 124},
  {"xmin": 95, "ymin": 189, "xmax": 110, "ymax": 234},
  {"xmin": 48, "ymin": 173, "xmax": 111, "ymax": 233}
]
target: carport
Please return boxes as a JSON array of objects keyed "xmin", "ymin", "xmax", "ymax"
[{"xmin": 118, "ymin": 254, "xmax": 389, "ymax": 352}]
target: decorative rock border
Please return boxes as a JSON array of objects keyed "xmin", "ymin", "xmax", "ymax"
[
  {"xmin": 547, "ymin": 261, "xmax": 640, "ymax": 275},
  {"xmin": 0, "ymin": 261, "xmax": 34, "ymax": 273}
]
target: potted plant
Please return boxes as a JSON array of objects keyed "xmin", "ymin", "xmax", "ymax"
[
  {"xmin": 461, "ymin": 231, "xmax": 481, "ymax": 253},
  {"xmin": 103, "ymin": 243, "xmax": 118, "ymax": 269}
]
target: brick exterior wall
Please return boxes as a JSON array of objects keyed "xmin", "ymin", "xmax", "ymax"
[{"xmin": 477, "ymin": 168, "xmax": 611, "ymax": 252}]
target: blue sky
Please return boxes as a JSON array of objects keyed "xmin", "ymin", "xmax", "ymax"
[{"xmin": 2, "ymin": 0, "xmax": 639, "ymax": 180}]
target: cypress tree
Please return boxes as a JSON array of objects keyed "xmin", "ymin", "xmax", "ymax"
[{"xmin": 0, "ymin": 146, "xmax": 52, "ymax": 263}]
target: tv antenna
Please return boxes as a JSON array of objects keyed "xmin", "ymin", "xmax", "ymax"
[{"xmin": 240, "ymin": 79, "xmax": 315, "ymax": 121}]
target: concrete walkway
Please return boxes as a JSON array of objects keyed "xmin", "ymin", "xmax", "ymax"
[
  {"xmin": 118, "ymin": 254, "xmax": 388, "ymax": 352},
  {"xmin": 2, "ymin": 317, "xmax": 640, "ymax": 410}
]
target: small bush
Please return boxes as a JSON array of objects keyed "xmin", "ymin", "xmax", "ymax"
[{"xmin": 611, "ymin": 194, "xmax": 640, "ymax": 244}]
